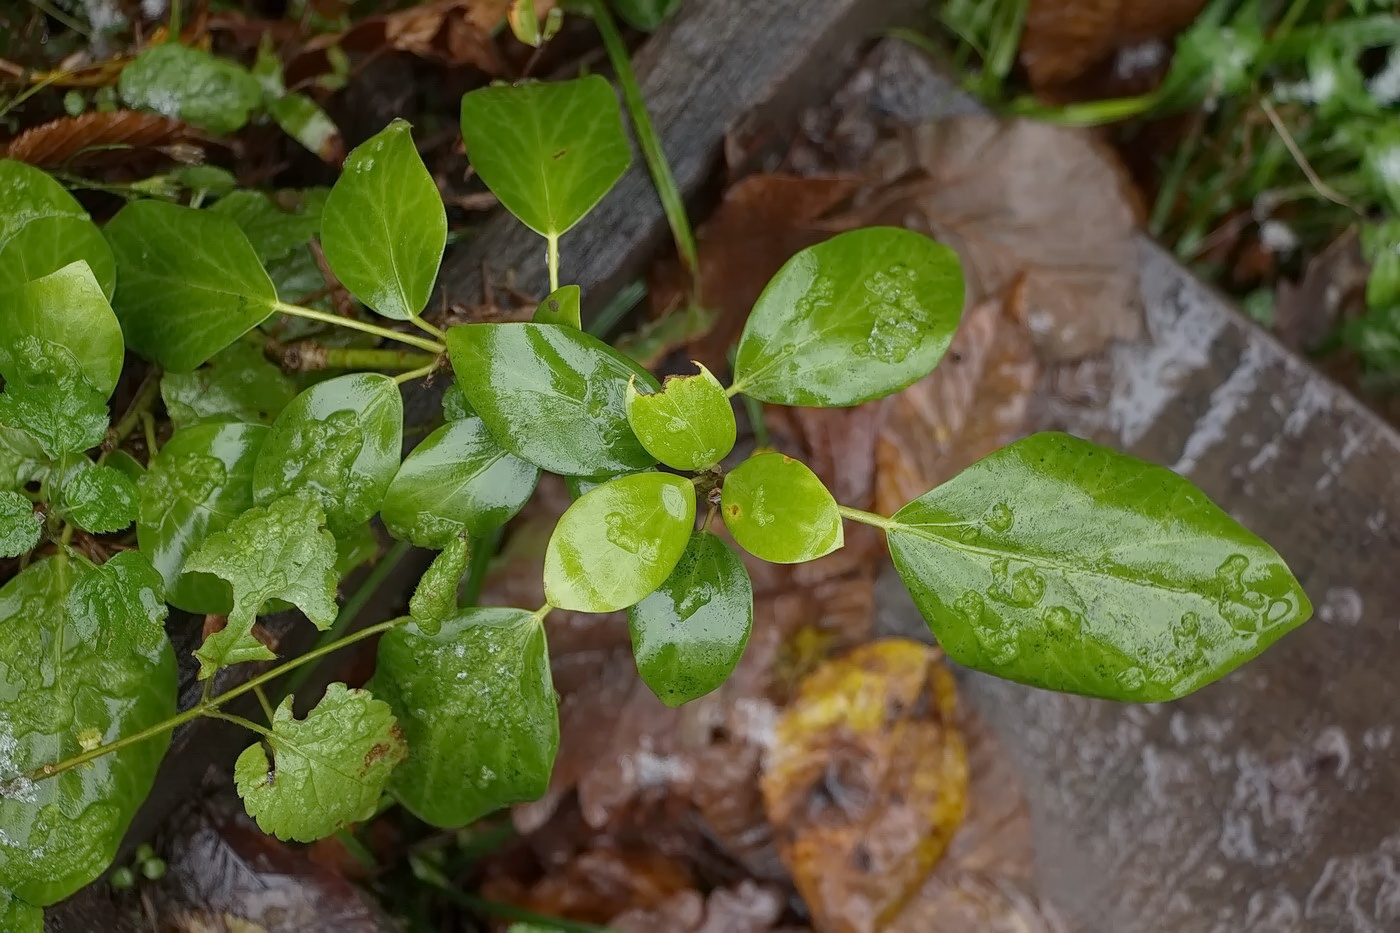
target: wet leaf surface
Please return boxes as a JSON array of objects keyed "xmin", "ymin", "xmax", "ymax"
[
  {"xmin": 722, "ymin": 452, "xmax": 842, "ymax": 564},
  {"xmin": 0, "ymin": 491, "xmax": 39, "ymax": 558},
  {"xmin": 161, "ymin": 340, "xmax": 298, "ymax": 430},
  {"xmin": 626, "ymin": 363, "xmax": 736, "ymax": 470},
  {"xmin": 0, "ymin": 261, "xmax": 123, "ymax": 395},
  {"xmin": 119, "ymin": 43, "xmax": 262, "ymax": 135},
  {"xmin": 0, "ymin": 159, "xmax": 114, "ymax": 296},
  {"xmin": 408, "ymin": 535, "xmax": 470, "ymax": 635},
  {"xmin": 55, "ymin": 461, "xmax": 138, "ymax": 535}
]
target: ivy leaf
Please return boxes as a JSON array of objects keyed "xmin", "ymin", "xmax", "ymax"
[
  {"xmin": 118, "ymin": 43, "xmax": 262, "ymax": 135},
  {"xmin": 730, "ymin": 228, "xmax": 965, "ymax": 407},
  {"xmin": 0, "ymin": 261, "xmax": 124, "ymax": 396},
  {"xmin": 234, "ymin": 684, "xmax": 406, "ymax": 843},
  {"xmin": 409, "ymin": 536, "xmax": 470, "ymax": 636},
  {"xmin": 0, "ymin": 339, "xmax": 108, "ymax": 458},
  {"xmin": 65, "ymin": 550, "xmax": 168, "ymax": 657},
  {"xmin": 252, "ymin": 374, "xmax": 403, "ymax": 534},
  {"xmin": 625, "ymin": 362, "xmax": 736, "ymax": 470},
  {"xmin": 55, "ymin": 461, "xmax": 138, "ymax": 534},
  {"xmin": 0, "ymin": 159, "xmax": 115, "ymax": 296},
  {"xmin": 611, "ymin": 0, "xmax": 682, "ymax": 30},
  {"xmin": 183, "ymin": 496, "xmax": 339, "ymax": 678},
  {"xmin": 373, "ymin": 608, "xmax": 557, "ymax": 827},
  {"xmin": 628, "ymin": 530, "xmax": 752, "ymax": 706},
  {"xmin": 459, "ymin": 76, "xmax": 631, "ymax": 239},
  {"xmin": 721, "ymin": 452, "xmax": 842, "ymax": 563},
  {"xmin": 544, "ymin": 471, "xmax": 695, "ymax": 613},
  {"xmin": 104, "ymin": 200, "xmax": 279, "ymax": 373},
  {"xmin": 209, "ymin": 189, "xmax": 324, "ymax": 265},
  {"xmin": 532, "ymin": 285, "xmax": 582, "ymax": 329},
  {"xmin": 381, "ymin": 417, "xmax": 538, "ymax": 549},
  {"xmin": 161, "ymin": 341, "xmax": 298, "ymax": 429},
  {"xmin": 0, "ymin": 491, "xmax": 40, "ymax": 558},
  {"xmin": 885, "ymin": 432, "xmax": 1312, "ymax": 702},
  {"xmin": 447, "ymin": 322, "xmax": 659, "ymax": 477}
]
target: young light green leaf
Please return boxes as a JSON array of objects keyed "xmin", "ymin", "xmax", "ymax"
[
  {"xmin": 381, "ymin": 417, "xmax": 538, "ymax": 549},
  {"xmin": 267, "ymin": 93, "xmax": 344, "ymax": 162},
  {"xmin": 0, "ymin": 491, "xmax": 40, "ymax": 558},
  {"xmin": 104, "ymin": 200, "xmax": 279, "ymax": 372},
  {"xmin": 183, "ymin": 496, "xmax": 339, "ymax": 678},
  {"xmin": 321, "ymin": 119, "xmax": 445, "ymax": 321},
  {"xmin": 118, "ymin": 43, "xmax": 262, "ymax": 135},
  {"xmin": 55, "ymin": 461, "xmax": 138, "ymax": 534},
  {"xmin": 533, "ymin": 285, "xmax": 582, "ymax": 328},
  {"xmin": 0, "ymin": 892, "xmax": 42, "ymax": 933},
  {"xmin": 731, "ymin": 227, "xmax": 965, "ymax": 406},
  {"xmin": 625, "ymin": 363, "xmax": 735, "ymax": 470},
  {"xmin": 234, "ymin": 684, "xmax": 406, "ymax": 843},
  {"xmin": 612, "ymin": 0, "xmax": 682, "ymax": 30},
  {"xmin": 409, "ymin": 536, "xmax": 470, "ymax": 636},
  {"xmin": 0, "ymin": 261, "xmax": 123, "ymax": 396},
  {"xmin": 721, "ymin": 452, "xmax": 842, "ymax": 563},
  {"xmin": 374, "ymin": 608, "xmax": 557, "ymax": 827},
  {"xmin": 0, "ymin": 557, "xmax": 176, "ymax": 907},
  {"xmin": 885, "ymin": 432, "xmax": 1312, "ymax": 702},
  {"xmin": 252, "ymin": 373, "xmax": 403, "ymax": 533},
  {"xmin": 138, "ymin": 423, "xmax": 268, "ymax": 614},
  {"xmin": 0, "ymin": 159, "xmax": 115, "ymax": 296},
  {"xmin": 162, "ymin": 340, "xmax": 298, "ymax": 429},
  {"xmin": 628, "ymin": 530, "xmax": 752, "ymax": 706},
  {"xmin": 0, "ymin": 339, "xmax": 108, "ymax": 458},
  {"xmin": 544, "ymin": 471, "xmax": 695, "ymax": 613},
  {"xmin": 460, "ymin": 76, "xmax": 631, "ymax": 237},
  {"xmin": 447, "ymin": 322, "xmax": 659, "ymax": 477},
  {"xmin": 65, "ymin": 550, "xmax": 169, "ymax": 656}
]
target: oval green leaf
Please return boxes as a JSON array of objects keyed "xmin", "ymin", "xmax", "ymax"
[
  {"xmin": 885, "ymin": 432, "xmax": 1313, "ymax": 702},
  {"xmin": 628, "ymin": 530, "xmax": 753, "ymax": 706},
  {"xmin": 55, "ymin": 461, "xmax": 137, "ymax": 535},
  {"xmin": 320, "ymin": 119, "xmax": 446, "ymax": 321},
  {"xmin": 721, "ymin": 452, "xmax": 842, "ymax": 563},
  {"xmin": 533, "ymin": 284, "xmax": 582, "ymax": 329},
  {"xmin": 381, "ymin": 417, "xmax": 539, "ymax": 549},
  {"xmin": 446, "ymin": 322, "xmax": 659, "ymax": 477},
  {"xmin": 730, "ymin": 227, "xmax": 965, "ymax": 407},
  {"xmin": 161, "ymin": 340, "xmax": 298, "ymax": 429},
  {"xmin": 625, "ymin": 362, "xmax": 736, "ymax": 470},
  {"xmin": 118, "ymin": 43, "xmax": 262, "ymax": 135},
  {"xmin": 0, "ymin": 261, "xmax": 123, "ymax": 396},
  {"xmin": 373, "ymin": 608, "xmax": 557, "ymax": 827},
  {"xmin": 544, "ymin": 471, "xmax": 695, "ymax": 613},
  {"xmin": 0, "ymin": 159, "xmax": 114, "ymax": 296}
]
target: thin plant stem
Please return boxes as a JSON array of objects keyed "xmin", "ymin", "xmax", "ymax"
[
  {"xmin": 25, "ymin": 0, "xmax": 91, "ymax": 37},
  {"xmin": 253, "ymin": 685, "xmax": 276, "ymax": 723},
  {"xmin": 393, "ymin": 361, "xmax": 438, "ymax": 385},
  {"xmin": 460, "ymin": 529, "xmax": 501, "ymax": 609},
  {"xmin": 411, "ymin": 316, "xmax": 446, "ymax": 340},
  {"xmin": 546, "ymin": 233, "xmax": 560, "ymax": 292},
  {"xmin": 1259, "ymin": 98, "xmax": 1359, "ymax": 213},
  {"xmin": 586, "ymin": 279, "xmax": 646, "ymax": 339},
  {"xmin": 167, "ymin": 0, "xmax": 182, "ymax": 39},
  {"xmin": 140, "ymin": 412, "xmax": 159, "ymax": 458},
  {"xmin": 837, "ymin": 505, "xmax": 896, "ymax": 531},
  {"xmin": 205, "ymin": 710, "xmax": 272, "ymax": 738},
  {"xmin": 105, "ymin": 371, "xmax": 162, "ymax": 456},
  {"xmin": 273, "ymin": 301, "xmax": 446, "ymax": 354},
  {"xmin": 531, "ymin": 602, "xmax": 553, "ymax": 623}
]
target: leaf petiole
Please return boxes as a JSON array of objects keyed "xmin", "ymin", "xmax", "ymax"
[
  {"xmin": 546, "ymin": 232, "xmax": 560, "ymax": 292},
  {"xmin": 393, "ymin": 361, "xmax": 439, "ymax": 385},
  {"xmin": 273, "ymin": 301, "xmax": 446, "ymax": 354},
  {"xmin": 837, "ymin": 505, "xmax": 897, "ymax": 532}
]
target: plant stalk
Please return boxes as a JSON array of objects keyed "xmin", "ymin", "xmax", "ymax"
[
  {"xmin": 273, "ymin": 302, "xmax": 446, "ymax": 354},
  {"xmin": 837, "ymin": 505, "xmax": 896, "ymax": 531},
  {"xmin": 546, "ymin": 233, "xmax": 560, "ymax": 292}
]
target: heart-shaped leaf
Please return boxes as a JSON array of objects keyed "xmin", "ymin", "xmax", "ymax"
[
  {"xmin": 625, "ymin": 362, "xmax": 736, "ymax": 470},
  {"xmin": 721, "ymin": 452, "xmax": 843, "ymax": 563},
  {"xmin": 118, "ymin": 43, "xmax": 262, "ymax": 135},
  {"xmin": 0, "ymin": 159, "xmax": 114, "ymax": 296},
  {"xmin": 0, "ymin": 261, "xmax": 123, "ymax": 396}
]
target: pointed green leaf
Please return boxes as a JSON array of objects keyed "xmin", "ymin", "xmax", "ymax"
[
  {"xmin": 138, "ymin": 422, "xmax": 268, "ymax": 614},
  {"xmin": 234, "ymin": 684, "xmax": 406, "ymax": 842},
  {"xmin": 544, "ymin": 472, "xmax": 695, "ymax": 612},
  {"xmin": 409, "ymin": 536, "xmax": 470, "ymax": 636},
  {"xmin": 460, "ymin": 76, "xmax": 631, "ymax": 237},
  {"xmin": 447, "ymin": 322, "xmax": 658, "ymax": 477},
  {"xmin": 105, "ymin": 200, "xmax": 279, "ymax": 373},
  {"xmin": 55, "ymin": 461, "xmax": 137, "ymax": 534},
  {"xmin": 721, "ymin": 452, "xmax": 842, "ymax": 563},
  {"xmin": 184, "ymin": 496, "xmax": 339, "ymax": 678},
  {"xmin": 0, "ymin": 491, "xmax": 40, "ymax": 558},
  {"xmin": 161, "ymin": 341, "xmax": 297, "ymax": 429},
  {"xmin": 374, "ymin": 608, "xmax": 557, "ymax": 827},
  {"xmin": 625, "ymin": 363, "xmax": 735, "ymax": 470},
  {"xmin": 612, "ymin": 0, "xmax": 682, "ymax": 30},
  {"xmin": 533, "ymin": 285, "xmax": 582, "ymax": 328},
  {"xmin": 118, "ymin": 43, "xmax": 262, "ymax": 135},
  {"xmin": 252, "ymin": 373, "xmax": 403, "ymax": 534},
  {"xmin": 0, "ymin": 159, "xmax": 114, "ymax": 296},
  {"xmin": 382, "ymin": 417, "xmax": 538, "ymax": 549},
  {"xmin": 65, "ymin": 550, "xmax": 168, "ymax": 656},
  {"xmin": 0, "ymin": 261, "xmax": 123, "ymax": 396},
  {"xmin": 0, "ymin": 340, "xmax": 108, "ymax": 458},
  {"xmin": 628, "ymin": 530, "xmax": 752, "ymax": 706},
  {"xmin": 731, "ymin": 228, "xmax": 965, "ymax": 407},
  {"xmin": 320, "ymin": 120, "xmax": 445, "ymax": 321},
  {"xmin": 885, "ymin": 432, "xmax": 1313, "ymax": 702},
  {"xmin": 0, "ymin": 557, "xmax": 176, "ymax": 906}
]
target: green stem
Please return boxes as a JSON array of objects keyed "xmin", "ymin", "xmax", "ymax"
[
  {"xmin": 105, "ymin": 371, "xmax": 163, "ymax": 456},
  {"xmin": 168, "ymin": 0, "xmax": 182, "ymax": 39},
  {"xmin": 393, "ymin": 361, "xmax": 439, "ymax": 385},
  {"xmin": 411, "ymin": 316, "xmax": 445, "ymax": 340},
  {"xmin": 253, "ymin": 684, "xmax": 276, "ymax": 723},
  {"xmin": 532, "ymin": 602, "xmax": 553, "ymax": 623},
  {"xmin": 273, "ymin": 302, "xmax": 446, "ymax": 354},
  {"xmin": 319, "ymin": 347, "xmax": 439, "ymax": 372},
  {"xmin": 205, "ymin": 710, "xmax": 273, "ymax": 738},
  {"xmin": 837, "ymin": 505, "xmax": 896, "ymax": 531},
  {"xmin": 546, "ymin": 233, "xmax": 560, "ymax": 292},
  {"xmin": 460, "ymin": 529, "xmax": 500, "ymax": 609}
]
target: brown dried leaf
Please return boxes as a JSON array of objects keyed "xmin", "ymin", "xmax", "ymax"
[
  {"xmin": 1020, "ymin": 0, "xmax": 1207, "ymax": 88},
  {"xmin": 503, "ymin": 846, "xmax": 696, "ymax": 925},
  {"xmin": 612, "ymin": 880, "xmax": 790, "ymax": 933},
  {"xmin": 3, "ymin": 110, "xmax": 208, "ymax": 170}
]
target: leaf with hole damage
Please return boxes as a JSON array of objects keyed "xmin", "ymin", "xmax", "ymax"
[
  {"xmin": 722, "ymin": 452, "xmax": 842, "ymax": 563},
  {"xmin": 625, "ymin": 362, "xmax": 735, "ymax": 470},
  {"xmin": 0, "ymin": 159, "xmax": 114, "ymax": 296}
]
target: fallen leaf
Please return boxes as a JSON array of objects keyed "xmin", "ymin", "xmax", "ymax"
[
  {"xmin": 1020, "ymin": 0, "xmax": 1208, "ymax": 89},
  {"xmin": 3, "ymin": 110, "xmax": 209, "ymax": 170},
  {"xmin": 612, "ymin": 880, "xmax": 790, "ymax": 933},
  {"xmin": 499, "ymin": 845, "xmax": 695, "ymax": 925}
]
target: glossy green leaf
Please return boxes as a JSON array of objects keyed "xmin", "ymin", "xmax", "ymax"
[
  {"xmin": 138, "ymin": 422, "xmax": 268, "ymax": 614},
  {"xmin": 0, "ymin": 557, "xmax": 176, "ymax": 906},
  {"xmin": 374, "ymin": 608, "xmax": 557, "ymax": 827},
  {"xmin": 162, "ymin": 340, "xmax": 298, "ymax": 429},
  {"xmin": 209, "ymin": 189, "xmax": 324, "ymax": 265},
  {"xmin": 409, "ymin": 536, "xmax": 470, "ymax": 636},
  {"xmin": 625, "ymin": 363, "xmax": 735, "ymax": 470},
  {"xmin": 447, "ymin": 322, "xmax": 658, "ymax": 477},
  {"xmin": 612, "ymin": 0, "xmax": 682, "ymax": 30},
  {"xmin": 252, "ymin": 373, "xmax": 403, "ymax": 534},
  {"xmin": 0, "ymin": 261, "xmax": 123, "ymax": 396},
  {"xmin": 533, "ymin": 285, "xmax": 582, "ymax": 329},
  {"xmin": 234, "ymin": 684, "xmax": 406, "ymax": 842},
  {"xmin": 459, "ymin": 76, "xmax": 631, "ymax": 237},
  {"xmin": 0, "ymin": 427, "xmax": 46, "ymax": 492},
  {"xmin": 103, "ymin": 450, "xmax": 145, "ymax": 484},
  {"xmin": 0, "ymin": 892, "xmax": 42, "ymax": 932},
  {"xmin": 721, "ymin": 452, "xmax": 842, "ymax": 563},
  {"xmin": 183, "ymin": 495, "xmax": 339, "ymax": 678},
  {"xmin": 55, "ymin": 461, "xmax": 137, "ymax": 534},
  {"xmin": 544, "ymin": 472, "xmax": 695, "ymax": 612},
  {"xmin": 0, "ymin": 340, "xmax": 108, "ymax": 458},
  {"xmin": 0, "ymin": 159, "xmax": 114, "ymax": 296},
  {"xmin": 628, "ymin": 530, "xmax": 752, "ymax": 706},
  {"xmin": 0, "ymin": 491, "xmax": 40, "ymax": 558},
  {"xmin": 105, "ymin": 200, "xmax": 279, "ymax": 373},
  {"xmin": 118, "ymin": 43, "xmax": 262, "ymax": 134},
  {"xmin": 65, "ymin": 551, "xmax": 168, "ymax": 657},
  {"xmin": 382, "ymin": 417, "xmax": 538, "ymax": 549},
  {"xmin": 885, "ymin": 432, "xmax": 1313, "ymax": 702},
  {"xmin": 730, "ymin": 227, "xmax": 965, "ymax": 406}
]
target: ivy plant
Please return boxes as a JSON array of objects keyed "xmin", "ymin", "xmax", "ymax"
[{"xmin": 0, "ymin": 71, "xmax": 1312, "ymax": 925}]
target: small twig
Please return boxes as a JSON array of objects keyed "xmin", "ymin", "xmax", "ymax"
[{"xmin": 1259, "ymin": 98, "xmax": 1360, "ymax": 213}]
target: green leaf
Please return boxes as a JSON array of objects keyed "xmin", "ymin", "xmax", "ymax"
[
  {"xmin": 0, "ymin": 557, "xmax": 176, "ymax": 906},
  {"xmin": 409, "ymin": 536, "xmax": 470, "ymax": 636},
  {"xmin": 138, "ymin": 422, "xmax": 268, "ymax": 614},
  {"xmin": 234, "ymin": 684, "xmax": 406, "ymax": 842},
  {"xmin": 612, "ymin": 0, "xmax": 682, "ymax": 30},
  {"xmin": 381, "ymin": 417, "xmax": 538, "ymax": 549},
  {"xmin": 0, "ymin": 339, "xmax": 108, "ymax": 458},
  {"xmin": 885, "ymin": 432, "xmax": 1312, "ymax": 702},
  {"xmin": 0, "ymin": 261, "xmax": 124, "ymax": 396},
  {"xmin": 162, "ymin": 340, "xmax": 298, "ymax": 430},
  {"xmin": 628, "ymin": 530, "xmax": 752, "ymax": 706},
  {"xmin": 544, "ymin": 471, "xmax": 695, "ymax": 612},
  {"xmin": 447, "ymin": 322, "xmax": 659, "ymax": 477},
  {"xmin": 267, "ymin": 93, "xmax": 343, "ymax": 161},
  {"xmin": 459, "ymin": 76, "xmax": 631, "ymax": 238},
  {"xmin": 0, "ymin": 491, "xmax": 39, "ymax": 558},
  {"xmin": 65, "ymin": 550, "xmax": 169, "ymax": 656},
  {"xmin": 441, "ymin": 383, "xmax": 473, "ymax": 421},
  {"xmin": 0, "ymin": 427, "xmax": 47, "ymax": 492},
  {"xmin": 533, "ymin": 285, "xmax": 582, "ymax": 328},
  {"xmin": 55, "ymin": 461, "xmax": 137, "ymax": 534},
  {"xmin": 0, "ymin": 892, "xmax": 42, "ymax": 932},
  {"xmin": 374, "ymin": 608, "xmax": 557, "ymax": 827},
  {"xmin": 209, "ymin": 189, "xmax": 324, "ymax": 265},
  {"xmin": 1363, "ymin": 219, "xmax": 1400, "ymax": 312},
  {"xmin": 721, "ymin": 452, "xmax": 842, "ymax": 563},
  {"xmin": 335, "ymin": 522, "xmax": 380, "ymax": 577},
  {"xmin": 105, "ymin": 200, "xmax": 279, "ymax": 372},
  {"xmin": 252, "ymin": 373, "xmax": 403, "ymax": 533},
  {"xmin": 183, "ymin": 496, "xmax": 339, "ymax": 678},
  {"xmin": 625, "ymin": 363, "xmax": 735, "ymax": 470},
  {"xmin": 118, "ymin": 43, "xmax": 262, "ymax": 134},
  {"xmin": 0, "ymin": 159, "xmax": 115, "ymax": 296},
  {"xmin": 321, "ymin": 119, "xmax": 445, "ymax": 321},
  {"xmin": 731, "ymin": 228, "xmax": 965, "ymax": 407}
]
